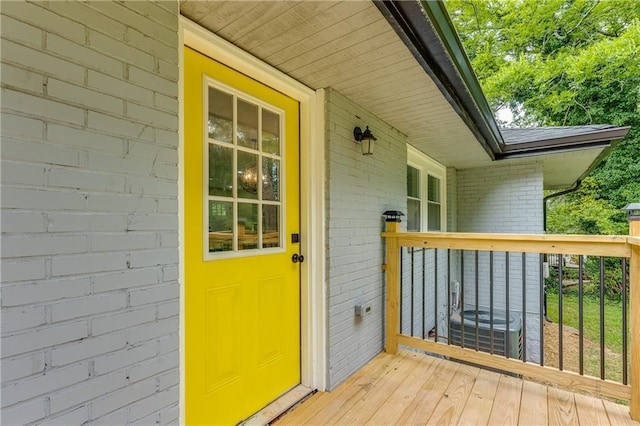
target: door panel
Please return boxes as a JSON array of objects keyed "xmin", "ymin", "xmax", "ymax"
[{"xmin": 185, "ymin": 46, "xmax": 301, "ymax": 425}]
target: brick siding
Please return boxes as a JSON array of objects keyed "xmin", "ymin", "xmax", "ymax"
[
  {"xmin": 324, "ymin": 89, "xmax": 406, "ymax": 389},
  {"xmin": 0, "ymin": 2, "xmax": 180, "ymax": 424}
]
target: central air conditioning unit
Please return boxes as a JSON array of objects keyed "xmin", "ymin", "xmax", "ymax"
[{"xmin": 449, "ymin": 310, "xmax": 523, "ymax": 360}]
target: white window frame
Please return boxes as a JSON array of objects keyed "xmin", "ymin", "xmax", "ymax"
[{"xmin": 407, "ymin": 144, "xmax": 447, "ymax": 232}]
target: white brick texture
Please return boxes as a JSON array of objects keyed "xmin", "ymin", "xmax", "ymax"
[
  {"xmin": 0, "ymin": 1, "xmax": 180, "ymax": 424},
  {"xmin": 324, "ymin": 89, "xmax": 406, "ymax": 389},
  {"xmin": 456, "ymin": 160, "xmax": 544, "ymax": 362}
]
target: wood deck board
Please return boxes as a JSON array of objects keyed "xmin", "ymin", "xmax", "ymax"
[
  {"xmin": 332, "ymin": 351, "xmax": 422, "ymax": 424},
  {"xmin": 457, "ymin": 369, "xmax": 500, "ymax": 425},
  {"xmin": 396, "ymin": 354, "xmax": 460, "ymax": 425},
  {"xmin": 548, "ymin": 386, "xmax": 579, "ymax": 425},
  {"xmin": 603, "ymin": 399, "xmax": 637, "ymax": 425},
  {"xmin": 487, "ymin": 374, "xmax": 523, "ymax": 425},
  {"xmin": 518, "ymin": 380, "xmax": 549, "ymax": 425},
  {"xmin": 283, "ymin": 352, "xmax": 406, "ymax": 425},
  {"xmin": 424, "ymin": 363, "xmax": 480, "ymax": 425},
  {"xmin": 276, "ymin": 349, "xmax": 638, "ymax": 426},
  {"xmin": 366, "ymin": 353, "xmax": 440, "ymax": 425},
  {"xmin": 574, "ymin": 392, "xmax": 610, "ymax": 425}
]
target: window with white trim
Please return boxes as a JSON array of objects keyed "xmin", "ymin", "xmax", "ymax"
[{"xmin": 407, "ymin": 145, "xmax": 446, "ymax": 232}]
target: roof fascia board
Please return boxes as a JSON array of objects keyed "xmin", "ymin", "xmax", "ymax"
[
  {"xmin": 374, "ymin": 0, "xmax": 503, "ymax": 159},
  {"xmin": 498, "ymin": 140, "xmax": 611, "ymax": 160},
  {"xmin": 502, "ymin": 126, "xmax": 631, "ymax": 153}
]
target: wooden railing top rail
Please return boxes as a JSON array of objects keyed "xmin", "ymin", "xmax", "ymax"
[{"xmin": 381, "ymin": 231, "xmax": 632, "ymax": 257}]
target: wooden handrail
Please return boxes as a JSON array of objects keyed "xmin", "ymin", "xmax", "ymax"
[{"xmin": 381, "ymin": 231, "xmax": 632, "ymax": 257}]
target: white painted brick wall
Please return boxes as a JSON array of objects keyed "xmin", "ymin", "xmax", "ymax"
[
  {"xmin": 324, "ymin": 89, "xmax": 406, "ymax": 389},
  {"xmin": 456, "ymin": 160, "xmax": 544, "ymax": 362},
  {"xmin": 1, "ymin": 1, "xmax": 179, "ymax": 424}
]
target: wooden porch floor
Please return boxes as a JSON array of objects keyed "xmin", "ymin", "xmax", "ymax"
[{"xmin": 277, "ymin": 349, "xmax": 638, "ymax": 425}]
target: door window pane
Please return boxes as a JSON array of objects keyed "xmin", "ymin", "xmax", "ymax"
[
  {"xmin": 262, "ymin": 158, "xmax": 280, "ymax": 201},
  {"xmin": 263, "ymin": 205, "xmax": 280, "ymax": 248},
  {"xmin": 237, "ymin": 151, "xmax": 259, "ymax": 199},
  {"xmin": 205, "ymin": 83, "xmax": 284, "ymax": 257},
  {"xmin": 262, "ymin": 109, "xmax": 280, "ymax": 155},
  {"xmin": 209, "ymin": 201, "xmax": 233, "ymax": 252},
  {"xmin": 209, "ymin": 144, "xmax": 233, "ymax": 197},
  {"xmin": 238, "ymin": 203, "xmax": 258, "ymax": 250},
  {"xmin": 237, "ymin": 99, "xmax": 258, "ymax": 150},
  {"xmin": 208, "ymin": 88, "xmax": 233, "ymax": 143}
]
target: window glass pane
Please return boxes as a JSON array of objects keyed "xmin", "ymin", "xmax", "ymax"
[
  {"xmin": 428, "ymin": 202, "xmax": 441, "ymax": 231},
  {"xmin": 407, "ymin": 166, "xmax": 420, "ymax": 198},
  {"xmin": 428, "ymin": 175, "xmax": 440, "ymax": 202},
  {"xmin": 237, "ymin": 99, "xmax": 258, "ymax": 150},
  {"xmin": 262, "ymin": 205, "xmax": 280, "ymax": 248},
  {"xmin": 238, "ymin": 203, "xmax": 258, "ymax": 250},
  {"xmin": 209, "ymin": 201, "xmax": 233, "ymax": 252},
  {"xmin": 237, "ymin": 151, "xmax": 259, "ymax": 199},
  {"xmin": 407, "ymin": 199, "xmax": 421, "ymax": 231},
  {"xmin": 208, "ymin": 144, "xmax": 233, "ymax": 197},
  {"xmin": 208, "ymin": 88, "xmax": 233, "ymax": 143},
  {"xmin": 262, "ymin": 158, "xmax": 280, "ymax": 201},
  {"xmin": 262, "ymin": 109, "xmax": 280, "ymax": 155}
]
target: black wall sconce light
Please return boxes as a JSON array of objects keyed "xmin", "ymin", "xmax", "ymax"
[{"xmin": 353, "ymin": 126, "xmax": 377, "ymax": 156}]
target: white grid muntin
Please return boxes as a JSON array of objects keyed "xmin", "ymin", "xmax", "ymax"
[{"xmin": 202, "ymin": 75, "xmax": 287, "ymax": 261}]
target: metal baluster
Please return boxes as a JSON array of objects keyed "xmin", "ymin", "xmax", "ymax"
[
  {"xmin": 579, "ymin": 255, "xmax": 584, "ymax": 375},
  {"xmin": 600, "ymin": 256, "xmax": 605, "ymax": 380},
  {"xmin": 539, "ymin": 254, "xmax": 544, "ymax": 367},
  {"xmin": 522, "ymin": 252, "xmax": 527, "ymax": 362},
  {"xmin": 559, "ymin": 255, "xmax": 563, "ymax": 371},
  {"xmin": 460, "ymin": 252, "xmax": 465, "ymax": 349},
  {"xmin": 400, "ymin": 248, "xmax": 404, "ymax": 334},
  {"xmin": 622, "ymin": 258, "xmax": 628, "ymax": 385},
  {"xmin": 434, "ymin": 249, "xmax": 438, "ymax": 343},
  {"xmin": 411, "ymin": 248, "xmax": 415, "ymax": 337},
  {"xmin": 506, "ymin": 252, "xmax": 510, "ymax": 359},
  {"xmin": 490, "ymin": 251, "xmax": 494, "ymax": 355},
  {"xmin": 475, "ymin": 250, "xmax": 479, "ymax": 351},
  {"xmin": 447, "ymin": 249, "xmax": 451, "ymax": 345},
  {"xmin": 422, "ymin": 249, "xmax": 426, "ymax": 339}
]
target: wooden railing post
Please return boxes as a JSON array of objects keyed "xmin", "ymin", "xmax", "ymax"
[
  {"xmin": 385, "ymin": 221, "xmax": 400, "ymax": 354},
  {"xmin": 628, "ymin": 206, "xmax": 640, "ymax": 421}
]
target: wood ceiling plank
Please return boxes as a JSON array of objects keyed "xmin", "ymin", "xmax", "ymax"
[
  {"xmin": 245, "ymin": 2, "xmax": 361, "ymax": 58},
  {"xmin": 214, "ymin": 2, "xmax": 293, "ymax": 44},
  {"xmin": 289, "ymin": 33, "xmax": 399, "ymax": 84},
  {"xmin": 268, "ymin": 6, "xmax": 384, "ymax": 68}
]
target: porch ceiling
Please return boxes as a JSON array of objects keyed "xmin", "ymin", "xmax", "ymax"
[{"xmin": 179, "ymin": 0, "xmax": 491, "ymax": 170}]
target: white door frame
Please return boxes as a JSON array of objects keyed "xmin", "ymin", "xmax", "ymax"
[{"xmin": 178, "ymin": 16, "xmax": 327, "ymax": 423}]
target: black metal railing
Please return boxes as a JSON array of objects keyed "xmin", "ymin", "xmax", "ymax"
[{"xmin": 398, "ymin": 246, "xmax": 630, "ymax": 384}]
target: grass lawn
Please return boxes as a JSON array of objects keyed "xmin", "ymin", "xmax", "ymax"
[{"xmin": 546, "ymin": 291, "xmax": 629, "ymax": 382}]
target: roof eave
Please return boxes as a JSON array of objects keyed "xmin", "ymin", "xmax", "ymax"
[
  {"xmin": 501, "ymin": 126, "xmax": 631, "ymax": 155},
  {"xmin": 374, "ymin": 0, "xmax": 503, "ymax": 160}
]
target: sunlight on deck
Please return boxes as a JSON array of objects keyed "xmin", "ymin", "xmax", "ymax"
[{"xmin": 277, "ymin": 349, "xmax": 638, "ymax": 425}]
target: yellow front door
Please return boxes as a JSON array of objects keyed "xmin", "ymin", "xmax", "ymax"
[{"xmin": 184, "ymin": 47, "xmax": 301, "ymax": 425}]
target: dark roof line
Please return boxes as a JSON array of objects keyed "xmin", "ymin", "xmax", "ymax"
[
  {"xmin": 499, "ymin": 126, "xmax": 631, "ymax": 157},
  {"xmin": 375, "ymin": 0, "xmax": 631, "ymax": 166},
  {"xmin": 374, "ymin": 0, "xmax": 503, "ymax": 159}
]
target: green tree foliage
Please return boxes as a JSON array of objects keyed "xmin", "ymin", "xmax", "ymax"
[{"xmin": 447, "ymin": 0, "xmax": 640, "ymax": 234}]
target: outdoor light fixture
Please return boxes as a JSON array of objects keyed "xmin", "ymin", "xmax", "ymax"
[
  {"xmin": 623, "ymin": 203, "xmax": 640, "ymax": 220},
  {"xmin": 382, "ymin": 210, "xmax": 405, "ymax": 222},
  {"xmin": 353, "ymin": 126, "xmax": 377, "ymax": 156}
]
